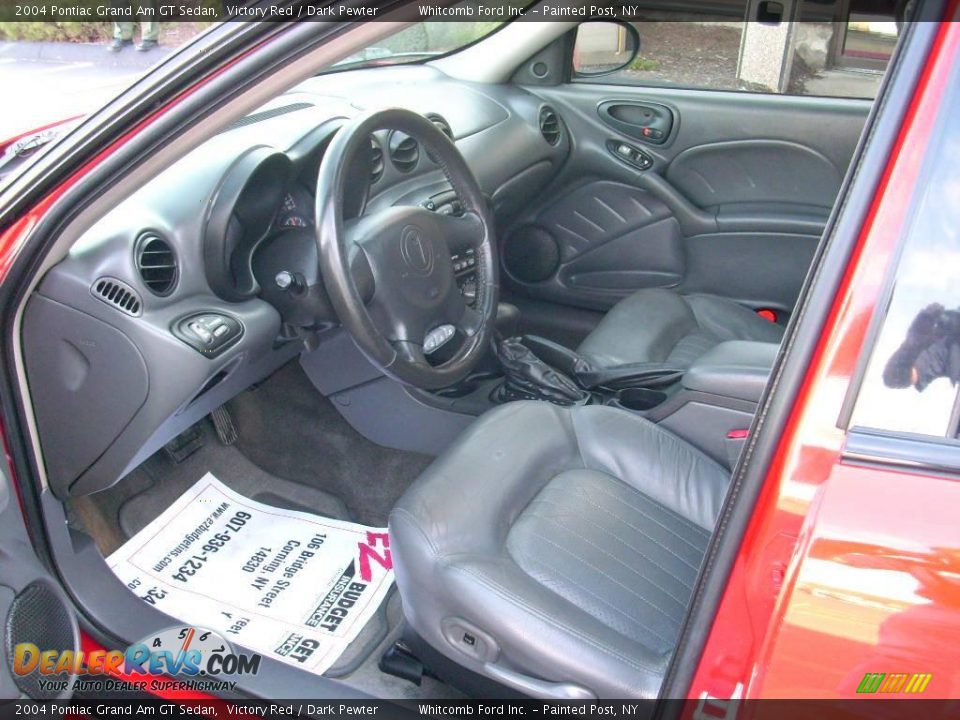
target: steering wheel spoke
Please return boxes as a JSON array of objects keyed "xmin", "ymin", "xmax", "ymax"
[
  {"xmin": 348, "ymin": 244, "xmax": 375, "ymax": 304},
  {"xmin": 433, "ymin": 210, "xmax": 485, "ymax": 252},
  {"xmin": 457, "ymin": 304, "xmax": 484, "ymax": 338},
  {"xmin": 391, "ymin": 339, "xmax": 428, "ymax": 368}
]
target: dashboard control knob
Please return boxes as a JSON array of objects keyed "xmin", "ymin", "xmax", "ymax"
[{"xmin": 275, "ymin": 271, "xmax": 294, "ymax": 289}]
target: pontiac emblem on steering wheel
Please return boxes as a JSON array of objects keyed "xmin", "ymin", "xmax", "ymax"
[{"xmin": 400, "ymin": 225, "xmax": 434, "ymax": 275}]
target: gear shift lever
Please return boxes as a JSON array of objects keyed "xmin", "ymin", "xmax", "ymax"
[{"xmin": 493, "ymin": 337, "xmax": 589, "ymax": 405}]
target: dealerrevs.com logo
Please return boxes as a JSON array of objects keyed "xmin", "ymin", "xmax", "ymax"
[{"xmin": 12, "ymin": 625, "xmax": 261, "ymax": 694}]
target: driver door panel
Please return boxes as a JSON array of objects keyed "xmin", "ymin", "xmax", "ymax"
[
  {"xmin": 505, "ymin": 83, "xmax": 871, "ymax": 314},
  {"xmin": 0, "ymin": 464, "xmax": 80, "ymax": 700}
]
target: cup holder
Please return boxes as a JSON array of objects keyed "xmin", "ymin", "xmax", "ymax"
[{"xmin": 611, "ymin": 387, "xmax": 667, "ymax": 412}]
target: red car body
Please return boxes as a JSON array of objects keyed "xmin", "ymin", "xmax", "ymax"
[
  {"xmin": 689, "ymin": 13, "xmax": 960, "ymax": 704},
  {"xmin": 0, "ymin": 9, "xmax": 957, "ymax": 708}
]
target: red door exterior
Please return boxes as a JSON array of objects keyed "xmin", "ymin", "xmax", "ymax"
[
  {"xmin": 0, "ymin": 11, "xmax": 957, "ymax": 708},
  {"xmin": 687, "ymin": 13, "xmax": 960, "ymax": 704}
]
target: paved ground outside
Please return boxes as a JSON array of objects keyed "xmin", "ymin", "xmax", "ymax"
[
  {"xmin": 0, "ymin": 38, "xmax": 179, "ymax": 140},
  {"xmin": 0, "ymin": 56, "xmax": 142, "ymax": 139}
]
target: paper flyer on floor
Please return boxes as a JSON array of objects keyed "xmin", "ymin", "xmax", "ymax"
[{"xmin": 107, "ymin": 473, "xmax": 395, "ymax": 675}]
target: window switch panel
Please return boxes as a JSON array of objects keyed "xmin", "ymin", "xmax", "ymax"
[{"xmin": 607, "ymin": 140, "xmax": 654, "ymax": 171}]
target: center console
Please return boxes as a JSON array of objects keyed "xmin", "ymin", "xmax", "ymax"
[
  {"xmin": 483, "ymin": 336, "xmax": 777, "ymax": 469},
  {"xmin": 618, "ymin": 341, "xmax": 779, "ymax": 467}
]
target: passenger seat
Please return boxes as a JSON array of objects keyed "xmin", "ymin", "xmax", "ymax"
[{"xmin": 576, "ymin": 288, "xmax": 785, "ymax": 370}]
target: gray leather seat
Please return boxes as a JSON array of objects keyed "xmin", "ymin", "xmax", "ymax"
[
  {"xmin": 389, "ymin": 401, "xmax": 730, "ymax": 699},
  {"xmin": 577, "ymin": 288, "xmax": 785, "ymax": 369}
]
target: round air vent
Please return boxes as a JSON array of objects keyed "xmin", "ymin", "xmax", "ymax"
[
  {"xmin": 370, "ymin": 135, "xmax": 384, "ymax": 184},
  {"xmin": 425, "ymin": 114, "xmax": 454, "ymax": 162},
  {"xmin": 538, "ymin": 106, "xmax": 561, "ymax": 146},
  {"xmin": 135, "ymin": 232, "xmax": 178, "ymax": 296},
  {"xmin": 426, "ymin": 113, "xmax": 453, "ymax": 141},
  {"xmin": 388, "ymin": 130, "xmax": 419, "ymax": 173}
]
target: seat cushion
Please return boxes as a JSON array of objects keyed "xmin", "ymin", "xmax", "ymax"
[
  {"xmin": 508, "ymin": 469, "xmax": 712, "ymax": 655},
  {"xmin": 389, "ymin": 401, "xmax": 729, "ymax": 698},
  {"xmin": 576, "ymin": 288, "xmax": 785, "ymax": 369}
]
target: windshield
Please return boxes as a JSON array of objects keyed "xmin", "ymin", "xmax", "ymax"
[{"xmin": 330, "ymin": 12, "xmax": 507, "ymax": 71}]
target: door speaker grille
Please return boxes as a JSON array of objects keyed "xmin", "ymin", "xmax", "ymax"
[{"xmin": 5, "ymin": 581, "xmax": 76, "ymax": 699}]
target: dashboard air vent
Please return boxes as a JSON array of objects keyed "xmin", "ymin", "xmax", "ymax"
[
  {"xmin": 425, "ymin": 114, "xmax": 454, "ymax": 162},
  {"xmin": 427, "ymin": 114, "xmax": 454, "ymax": 141},
  {"xmin": 388, "ymin": 131, "xmax": 419, "ymax": 173},
  {"xmin": 370, "ymin": 136, "xmax": 384, "ymax": 183},
  {"xmin": 91, "ymin": 277, "xmax": 142, "ymax": 316},
  {"xmin": 539, "ymin": 106, "xmax": 561, "ymax": 146},
  {"xmin": 135, "ymin": 233, "xmax": 178, "ymax": 296},
  {"xmin": 222, "ymin": 102, "xmax": 313, "ymax": 132}
]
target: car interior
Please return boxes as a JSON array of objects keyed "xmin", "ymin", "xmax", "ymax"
[{"xmin": 10, "ymin": 6, "xmax": 905, "ymax": 702}]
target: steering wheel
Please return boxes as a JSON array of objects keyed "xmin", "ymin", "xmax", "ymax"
[{"xmin": 315, "ymin": 108, "xmax": 499, "ymax": 390}]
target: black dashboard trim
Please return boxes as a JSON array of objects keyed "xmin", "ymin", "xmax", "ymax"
[{"xmin": 202, "ymin": 146, "xmax": 292, "ymax": 302}]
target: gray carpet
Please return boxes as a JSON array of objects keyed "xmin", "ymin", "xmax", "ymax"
[
  {"xmin": 71, "ymin": 360, "xmax": 449, "ymax": 698},
  {"xmin": 116, "ymin": 421, "xmax": 349, "ymax": 538},
  {"xmin": 226, "ymin": 360, "xmax": 434, "ymax": 526}
]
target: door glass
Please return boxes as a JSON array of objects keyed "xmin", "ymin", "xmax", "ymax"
[
  {"xmin": 571, "ymin": 5, "xmax": 901, "ymax": 100},
  {"xmin": 840, "ymin": 5, "xmax": 900, "ymax": 68},
  {"xmin": 849, "ymin": 104, "xmax": 960, "ymax": 438}
]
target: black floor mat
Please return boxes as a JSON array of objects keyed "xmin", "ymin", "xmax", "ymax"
[{"xmin": 226, "ymin": 360, "xmax": 434, "ymax": 526}]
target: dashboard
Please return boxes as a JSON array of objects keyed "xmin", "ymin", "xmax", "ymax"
[{"xmin": 22, "ymin": 64, "xmax": 571, "ymax": 498}]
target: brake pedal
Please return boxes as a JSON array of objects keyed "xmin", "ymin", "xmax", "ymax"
[{"xmin": 211, "ymin": 405, "xmax": 238, "ymax": 446}]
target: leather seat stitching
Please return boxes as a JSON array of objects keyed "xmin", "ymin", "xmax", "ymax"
[
  {"xmin": 575, "ymin": 489, "xmax": 706, "ymax": 566},
  {"xmin": 524, "ymin": 501, "xmax": 695, "ymax": 595},
  {"xmin": 526, "ymin": 519, "xmax": 691, "ymax": 611},
  {"xmin": 584, "ymin": 475, "xmax": 713, "ymax": 538},
  {"xmin": 521, "ymin": 529, "xmax": 686, "ymax": 622},
  {"xmin": 515, "ymin": 548, "xmax": 677, "ymax": 647},
  {"xmin": 592, "ymin": 482, "xmax": 712, "ymax": 540}
]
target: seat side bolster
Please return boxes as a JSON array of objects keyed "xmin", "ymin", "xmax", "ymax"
[{"xmin": 572, "ymin": 406, "xmax": 730, "ymax": 530}]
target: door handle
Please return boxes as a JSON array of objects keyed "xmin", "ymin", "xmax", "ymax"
[{"xmin": 598, "ymin": 100, "xmax": 674, "ymax": 144}]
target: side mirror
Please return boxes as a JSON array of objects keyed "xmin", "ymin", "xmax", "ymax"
[{"xmin": 572, "ymin": 20, "xmax": 641, "ymax": 78}]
